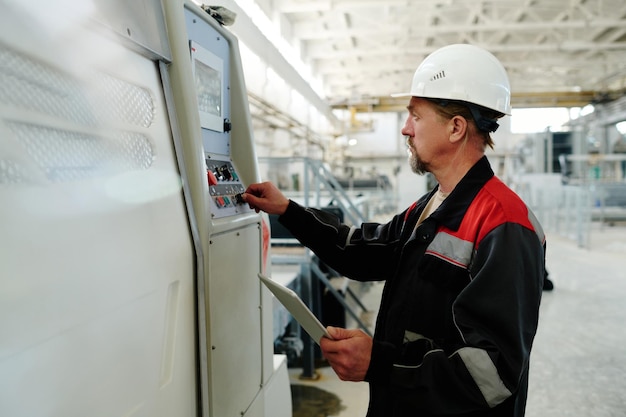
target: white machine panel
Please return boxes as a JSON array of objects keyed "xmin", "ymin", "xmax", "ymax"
[
  {"xmin": 0, "ymin": 1, "xmax": 292, "ymax": 417},
  {"xmin": 0, "ymin": 4, "xmax": 196, "ymax": 416},
  {"xmin": 208, "ymin": 224, "xmax": 264, "ymax": 417}
]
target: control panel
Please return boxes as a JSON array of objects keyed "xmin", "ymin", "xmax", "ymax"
[
  {"xmin": 185, "ymin": 13, "xmax": 254, "ymax": 220},
  {"xmin": 206, "ymin": 158, "xmax": 247, "ymax": 216}
]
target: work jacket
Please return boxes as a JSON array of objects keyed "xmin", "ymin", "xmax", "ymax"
[{"xmin": 278, "ymin": 156, "xmax": 546, "ymax": 417}]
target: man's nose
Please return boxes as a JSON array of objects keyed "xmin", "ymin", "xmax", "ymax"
[{"xmin": 400, "ymin": 116, "xmax": 412, "ymax": 137}]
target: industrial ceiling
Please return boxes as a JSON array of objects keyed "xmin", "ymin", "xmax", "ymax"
[{"xmin": 255, "ymin": 0, "xmax": 626, "ymax": 112}]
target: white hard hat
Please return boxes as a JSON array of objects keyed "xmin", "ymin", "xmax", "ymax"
[{"xmin": 392, "ymin": 44, "xmax": 511, "ymax": 116}]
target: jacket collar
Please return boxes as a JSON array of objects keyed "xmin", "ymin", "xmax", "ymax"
[{"xmin": 422, "ymin": 156, "xmax": 494, "ymax": 231}]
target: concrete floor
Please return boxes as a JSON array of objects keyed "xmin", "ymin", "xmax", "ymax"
[{"xmin": 289, "ymin": 222, "xmax": 626, "ymax": 417}]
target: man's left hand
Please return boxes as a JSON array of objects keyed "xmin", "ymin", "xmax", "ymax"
[{"xmin": 320, "ymin": 326, "xmax": 372, "ymax": 381}]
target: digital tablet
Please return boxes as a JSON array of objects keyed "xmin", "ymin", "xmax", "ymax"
[{"xmin": 258, "ymin": 273, "xmax": 332, "ymax": 345}]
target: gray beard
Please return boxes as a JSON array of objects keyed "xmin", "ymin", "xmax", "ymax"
[{"xmin": 409, "ymin": 153, "xmax": 428, "ymax": 175}]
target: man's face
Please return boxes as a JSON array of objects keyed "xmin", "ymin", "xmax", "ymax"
[{"xmin": 401, "ymin": 97, "xmax": 449, "ymax": 175}]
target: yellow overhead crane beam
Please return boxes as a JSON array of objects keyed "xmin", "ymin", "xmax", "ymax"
[{"xmin": 331, "ymin": 90, "xmax": 625, "ymax": 113}]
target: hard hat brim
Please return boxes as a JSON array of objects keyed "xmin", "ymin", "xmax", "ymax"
[{"xmin": 390, "ymin": 92, "xmax": 412, "ymax": 98}]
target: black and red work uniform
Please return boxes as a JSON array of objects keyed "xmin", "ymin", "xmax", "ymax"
[{"xmin": 277, "ymin": 156, "xmax": 546, "ymax": 417}]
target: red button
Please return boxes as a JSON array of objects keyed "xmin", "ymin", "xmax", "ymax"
[{"xmin": 207, "ymin": 170, "xmax": 218, "ymax": 186}]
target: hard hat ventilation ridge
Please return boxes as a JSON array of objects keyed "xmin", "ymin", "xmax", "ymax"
[{"xmin": 430, "ymin": 71, "xmax": 446, "ymax": 81}]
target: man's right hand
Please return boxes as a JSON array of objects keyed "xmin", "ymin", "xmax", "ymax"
[{"xmin": 242, "ymin": 182, "xmax": 290, "ymax": 215}]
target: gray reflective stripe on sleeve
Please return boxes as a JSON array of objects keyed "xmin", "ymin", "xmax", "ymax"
[
  {"xmin": 425, "ymin": 231, "xmax": 474, "ymax": 268},
  {"xmin": 526, "ymin": 207, "xmax": 545, "ymax": 244},
  {"xmin": 456, "ymin": 347, "xmax": 512, "ymax": 407}
]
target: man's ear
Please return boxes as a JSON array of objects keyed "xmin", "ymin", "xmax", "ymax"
[{"xmin": 449, "ymin": 115, "xmax": 468, "ymax": 144}]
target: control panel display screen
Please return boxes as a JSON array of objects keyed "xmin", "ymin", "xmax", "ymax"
[
  {"xmin": 195, "ymin": 60, "xmax": 221, "ymax": 117},
  {"xmin": 191, "ymin": 41, "xmax": 224, "ymax": 132}
]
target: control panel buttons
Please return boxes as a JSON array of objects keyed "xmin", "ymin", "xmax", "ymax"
[
  {"xmin": 207, "ymin": 170, "xmax": 218, "ymax": 186},
  {"xmin": 205, "ymin": 158, "xmax": 250, "ymax": 216}
]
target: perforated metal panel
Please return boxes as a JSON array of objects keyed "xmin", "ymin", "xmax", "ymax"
[
  {"xmin": 96, "ymin": 73, "xmax": 156, "ymax": 128},
  {"xmin": 0, "ymin": 43, "xmax": 158, "ymax": 183},
  {"xmin": 0, "ymin": 45, "xmax": 156, "ymax": 128},
  {"xmin": 5, "ymin": 123, "xmax": 154, "ymax": 182},
  {"xmin": 0, "ymin": 44, "xmax": 97, "ymax": 126},
  {"xmin": 0, "ymin": 159, "xmax": 25, "ymax": 184}
]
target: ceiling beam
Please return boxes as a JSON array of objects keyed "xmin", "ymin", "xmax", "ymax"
[
  {"xmin": 330, "ymin": 91, "xmax": 626, "ymax": 113},
  {"xmin": 277, "ymin": 0, "xmax": 532, "ymax": 14},
  {"xmin": 314, "ymin": 55, "xmax": 626, "ymax": 76},
  {"xmin": 291, "ymin": 18, "xmax": 626, "ymax": 40},
  {"xmin": 305, "ymin": 40, "xmax": 626, "ymax": 60}
]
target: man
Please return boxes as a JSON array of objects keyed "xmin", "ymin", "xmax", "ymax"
[{"xmin": 243, "ymin": 44, "xmax": 545, "ymax": 417}]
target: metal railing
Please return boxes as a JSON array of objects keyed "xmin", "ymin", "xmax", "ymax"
[
  {"xmin": 517, "ymin": 180, "xmax": 625, "ymax": 249},
  {"xmin": 258, "ymin": 156, "xmax": 372, "ymax": 225}
]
